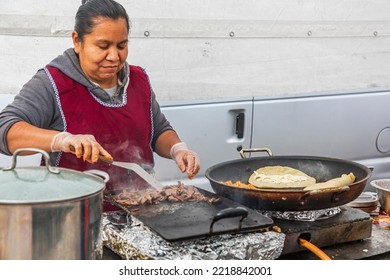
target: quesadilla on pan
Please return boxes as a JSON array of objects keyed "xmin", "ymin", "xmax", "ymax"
[{"xmin": 248, "ymin": 166, "xmax": 316, "ymax": 189}]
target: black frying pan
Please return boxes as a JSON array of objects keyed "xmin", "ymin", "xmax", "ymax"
[{"xmin": 205, "ymin": 149, "xmax": 372, "ymax": 211}]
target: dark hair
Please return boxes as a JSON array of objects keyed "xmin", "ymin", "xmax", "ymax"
[{"xmin": 75, "ymin": 0, "xmax": 130, "ymax": 41}]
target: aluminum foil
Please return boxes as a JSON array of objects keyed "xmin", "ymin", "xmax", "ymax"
[
  {"xmin": 102, "ymin": 212, "xmax": 285, "ymax": 260},
  {"xmin": 258, "ymin": 207, "xmax": 341, "ymax": 222}
]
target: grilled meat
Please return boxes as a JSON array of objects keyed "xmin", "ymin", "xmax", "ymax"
[{"xmin": 113, "ymin": 181, "xmax": 220, "ymax": 207}]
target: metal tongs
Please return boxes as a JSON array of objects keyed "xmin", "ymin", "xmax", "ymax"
[{"xmin": 99, "ymin": 156, "xmax": 165, "ymax": 191}]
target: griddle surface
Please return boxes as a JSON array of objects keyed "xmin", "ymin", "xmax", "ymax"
[{"xmin": 109, "ymin": 188, "xmax": 274, "ymax": 242}]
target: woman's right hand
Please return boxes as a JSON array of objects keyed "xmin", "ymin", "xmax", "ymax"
[{"xmin": 50, "ymin": 131, "xmax": 112, "ymax": 163}]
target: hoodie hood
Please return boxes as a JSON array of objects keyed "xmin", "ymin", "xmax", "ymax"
[{"xmin": 48, "ymin": 48, "xmax": 129, "ymax": 103}]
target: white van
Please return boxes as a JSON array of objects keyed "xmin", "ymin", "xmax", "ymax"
[{"xmin": 1, "ymin": 0, "xmax": 390, "ymax": 192}]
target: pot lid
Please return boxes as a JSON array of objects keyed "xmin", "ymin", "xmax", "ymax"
[{"xmin": 0, "ymin": 148, "xmax": 108, "ymax": 204}]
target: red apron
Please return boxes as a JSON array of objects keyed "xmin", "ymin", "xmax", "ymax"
[{"xmin": 45, "ymin": 65, "xmax": 154, "ymax": 211}]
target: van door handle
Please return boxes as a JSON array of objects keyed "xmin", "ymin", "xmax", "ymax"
[{"xmin": 235, "ymin": 112, "xmax": 245, "ymax": 139}]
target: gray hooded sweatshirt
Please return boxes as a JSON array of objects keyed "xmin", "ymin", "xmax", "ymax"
[{"xmin": 0, "ymin": 48, "xmax": 173, "ymax": 162}]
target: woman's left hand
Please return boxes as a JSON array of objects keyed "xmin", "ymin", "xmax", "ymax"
[{"xmin": 170, "ymin": 142, "xmax": 200, "ymax": 179}]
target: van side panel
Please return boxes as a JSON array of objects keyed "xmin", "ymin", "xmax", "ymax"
[
  {"xmin": 252, "ymin": 90, "xmax": 390, "ymax": 190},
  {"xmin": 154, "ymin": 100, "xmax": 252, "ymax": 191}
]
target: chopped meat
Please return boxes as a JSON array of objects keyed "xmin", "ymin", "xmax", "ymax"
[{"xmin": 112, "ymin": 181, "xmax": 220, "ymax": 207}]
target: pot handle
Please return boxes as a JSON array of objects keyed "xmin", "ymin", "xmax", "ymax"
[
  {"xmin": 238, "ymin": 147, "xmax": 273, "ymax": 159},
  {"xmin": 2, "ymin": 148, "xmax": 60, "ymax": 174},
  {"xmin": 84, "ymin": 169, "xmax": 110, "ymax": 183},
  {"xmin": 209, "ymin": 207, "xmax": 248, "ymax": 235}
]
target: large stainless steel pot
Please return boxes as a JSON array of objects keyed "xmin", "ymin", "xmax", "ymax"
[
  {"xmin": 205, "ymin": 148, "xmax": 372, "ymax": 211},
  {"xmin": 0, "ymin": 148, "xmax": 109, "ymax": 260}
]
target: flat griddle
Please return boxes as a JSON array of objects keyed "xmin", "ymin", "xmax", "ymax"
[{"xmin": 105, "ymin": 188, "xmax": 274, "ymax": 242}]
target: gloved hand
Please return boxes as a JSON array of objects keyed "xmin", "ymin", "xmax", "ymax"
[
  {"xmin": 170, "ymin": 142, "xmax": 200, "ymax": 179},
  {"xmin": 51, "ymin": 131, "xmax": 112, "ymax": 163}
]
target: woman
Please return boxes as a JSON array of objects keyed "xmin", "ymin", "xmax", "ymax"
[{"xmin": 0, "ymin": 0, "xmax": 199, "ymax": 208}]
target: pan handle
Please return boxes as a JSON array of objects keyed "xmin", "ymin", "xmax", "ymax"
[
  {"xmin": 209, "ymin": 207, "xmax": 248, "ymax": 235},
  {"xmin": 238, "ymin": 147, "xmax": 273, "ymax": 159},
  {"xmin": 299, "ymin": 186, "xmax": 350, "ymax": 201}
]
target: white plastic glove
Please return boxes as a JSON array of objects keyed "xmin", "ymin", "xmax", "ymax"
[
  {"xmin": 51, "ymin": 131, "xmax": 112, "ymax": 163},
  {"xmin": 170, "ymin": 142, "xmax": 200, "ymax": 179}
]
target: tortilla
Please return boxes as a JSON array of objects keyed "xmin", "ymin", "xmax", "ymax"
[
  {"xmin": 248, "ymin": 166, "xmax": 316, "ymax": 189},
  {"xmin": 303, "ymin": 173, "xmax": 356, "ymax": 191}
]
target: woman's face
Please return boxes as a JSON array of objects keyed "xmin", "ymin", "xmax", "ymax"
[{"xmin": 72, "ymin": 17, "xmax": 129, "ymax": 88}]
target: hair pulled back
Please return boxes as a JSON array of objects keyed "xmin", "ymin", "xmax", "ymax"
[{"xmin": 75, "ymin": 0, "xmax": 130, "ymax": 41}]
